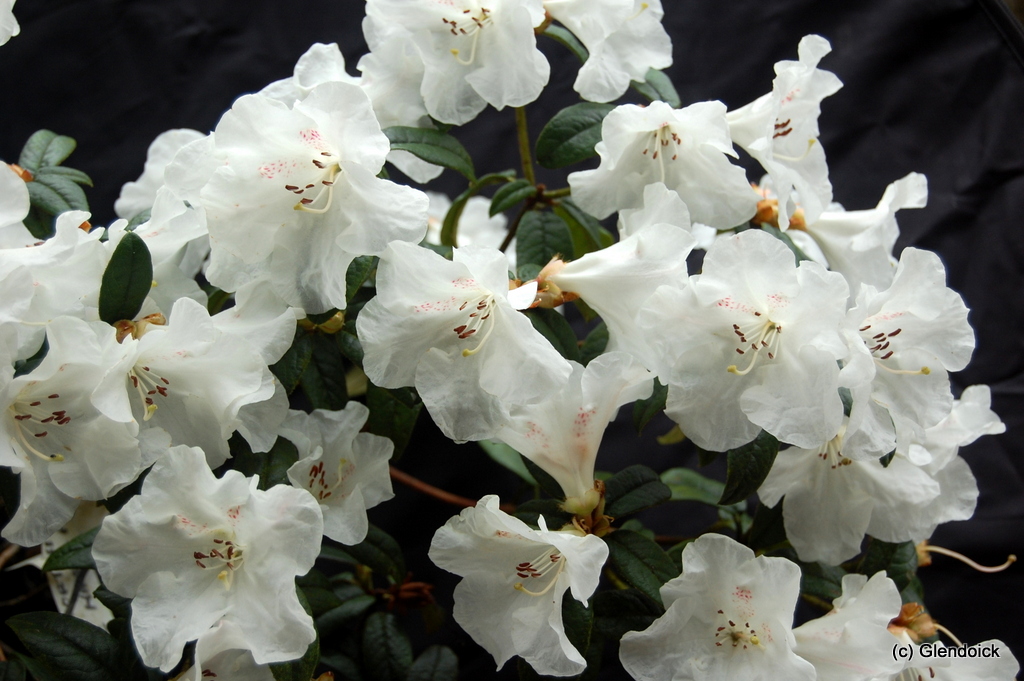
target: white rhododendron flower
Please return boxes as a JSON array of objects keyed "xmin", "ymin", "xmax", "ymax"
[
  {"xmin": 114, "ymin": 129, "xmax": 206, "ymax": 219},
  {"xmin": 0, "ymin": 0, "xmax": 18, "ymax": 45},
  {"xmin": 569, "ymin": 100, "xmax": 759, "ymax": 227},
  {"xmin": 639, "ymin": 229, "xmax": 849, "ymax": 451},
  {"xmin": 494, "ymin": 352, "xmax": 653, "ymax": 506},
  {"xmin": 357, "ymin": 241, "xmax": 571, "ymax": 441},
  {"xmin": 93, "ymin": 445, "xmax": 323, "ymax": 671},
  {"xmin": 728, "ymin": 35, "xmax": 842, "ymax": 228},
  {"xmin": 545, "ymin": 0, "xmax": 672, "ymax": 103},
  {"xmin": 0, "ymin": 161, "xmax": 29, "ymax": 229},
  {"xmin": 283, "ymin": 402, "xmax": 394, "ymax": 545},
  {"xmin": 792, "ymin": 573, "xmax": 904, "ymax": 681},
  {"xmin": 1, "ymin": 317, "xmax": 142, "ymax": 546},
  {"xmin": 366, "ymin": 0, "xmax": 549, "ymax": 125},
  {"xmin": 429, "ymin": 495, "xmax": 608, "ymax": 677},
  {"xmin": 260, "ymin": 42, "xmax": 360, "ymax": 104},
  {"xmin": 180, "ymin": 621, "xmax": 275, "ymax": 681},
  {"xmin": 881, "ymin": 634, "xmax": 1019, "ymax": 681},
  {"xmin": 199, "ymin": 82, "xmax": 428, "ymax": 313},
  {"xmin": 620, "ymin": 533, "xmax": 815, "ymax": 681}
]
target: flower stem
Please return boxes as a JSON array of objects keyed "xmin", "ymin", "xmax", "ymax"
[
  {"xmin": 389, "ymin": 466, "xmax": 515, "ymax": 513},
  {"xmin": 543, "ymin": 187, "xmax": 571, "ymax": 199},
  {"xmin": 500, "ymin": 202, "xmax": 530, "ymax": 253},
  {"xmin": 515, "ymin": 107, "xmax": 536, "ymax": 186}
]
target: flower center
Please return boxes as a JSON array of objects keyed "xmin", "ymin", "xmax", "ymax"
[
  {"xmin": 453, "ymin": 292, "xmax": 498, "ymax": 357},
  {"xmin": 713, "ymin": 608, "xmax": 767, "ymax": 651},
  {"xmin": 8, "ymin": 392, "xmax": 71, "ymax": 462},
  {"xmin": 192, "ymin": 530, "xmax": 245, "ymax": 589},
  {"xmin": 128, "ymin": 364, "xmax": 171, "ymax": 422},
  {"xmin": 640, "ymin": 124, "xmax": 683, "ymax": 183},
  {"xmin": 815, "ymin": 430, "xmax": 852, "ymax": 469},
  {"xmin": 726, "ymin": 315, "xmax": 782, "ymax": 376},
  {"xmin": 858, "ymin": 319, "xmax": 931, "ymax": 376},
  {"xmin": 444, "ymin": 5, "xmax": 494, "ymax": 66},
  {"xmin": 287, "ymin": 151, "xmax": 341, "ymax": 215},
  {"xmin": 306, "ymin": 458, "xmax": 355, "ymax": 502},
  {"xmin": 512, "ymin": 546, "xmax": 565, "ymax": 597}
]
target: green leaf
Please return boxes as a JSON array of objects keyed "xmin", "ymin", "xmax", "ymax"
[
  {"xmin": 23, "ymin": 206, "xmax": 53, "ymax": 240},
  {"xmin": 361, "ymin": 612, "xmax": 413, "ymax": 681},
  {"xmin": 365, "ymin": 383, "xmax": 421, "ymax": 459},
  {"xmin": 516, "ymin": 262, "xmax": 543, "ymax": 282},
  {"xmin": 13, "ymin": 336, "xmax": 48, "ymax": 378},
  {"xmin": 551, "ymin": 199, "xmax": 603, "ymax": 257},
  {"xmin": 839, "ymin": 386, "xmax": 853, "ymax": 417},
  {"xmin": 761, "ymin": 225, "xmax": 812, "ymax": 265},
  {"xmin": 879, "ymin": 449, "xmax": 896, "ymax": 468},
  {"xmin": 632, "ymin": 378, "xmax": 668, "ymax": 435},
  {"xmin": 35, "ymin": 165, "xmax": 92, "ymax": 187},
  {"xmin": 535, "ymin": 103, "xmax": 615, "ymax": 170},
  {"xmin": 338, "ymin": 319, "xmax": 364, "ymax": 366},
  {"xmin": 300, "ymin": 332, "xmax": 348, "ymax": 410},
  {"xmin": 541, "ymin": 25, "xmax": 588, "ymax": 62},
  {"xmin": 271, "ymin": 328, "xmax": 312, "ymax": 393},
  {"xmin": 320, "ymin": 654, "xmax": 363, "ymax": 681},
  {"xmin": 660, "ymin": 468, "xmax": 725, "ymax": 506},
  {"xmin": 490, "ymin": 179, "xmax": 536, "ymax": 216},
  {"xmin": 440, "ymin": 170, "xmax": 516, "ymax": 246},
  {"xmin": 747, "ymin": 501, "xmax": 787, "ymax": 552},
  {"xmin": 316, "ymin": 594, "xmax": 376, "ymax": 638},
  {"xmin": 520, "ymin": 455, "xmax": 565, "ymax": 500},
  {"xmin": 578, "ymin": 322, "xmax": 608, "ymax": 367},
  {"xmin": 604, "ymin": 530, "xmax": 679, "ymax": 604},
  {"xmin": 603, "ymin": 465, "xmax": 671, "ymax": 518},
  {"xmin": 383, "ymin": 126, "xmax": 475, "ymax": 182},
  {"xmin": 630, "ymin": 69, "xmax": 681, "ymax": 108},
  {"xmin": 719, "ymin": 431, "xmax": 780, "ymax": 505},
  {"xmin": 26, "ymin": 177, "xmax": 84, "ymax": 217},
  {"xmin": 407, "ymin": 645, "xmax": 458, "ymax": 681},
  {"xmin": 857, "ymin": 539, "xmax": 918, "ymax": 592},
  {"xmin": 42, "ymin": 527, "xmax": 99, "ymax": 571},
  {"xmin": 342, "ymin": 524, "xmax": 406, "ymax": 584},
  {"xmin": 97, "ymin": 231, "xmax": 153, "ymax": 324},
  {"xmin": 228, "ymin": 434, "xmax": 299, "ymax": 491},
  {"xmin": 592, "ymin": 589, "xmax": 664, "ymax": 640},
  {"xmin": 479, "ymin": 440, "xmax": 536, "ymax": 484},
  {"xmin": 11, "ymin": 653, "xmax": 62, "ymax": 681},
  {"xmin": 0, "ymin": 659, "xmax": 27, "ymax": 681},
  {"xmin": 124, "ymin": 209, "xmax": 152, "ymax": 232},
  {"xmin": 696, "ymin": 447, "xmax": 719, "ymax": 467},
  {"xmin": 298, "ymin": 569, "xmax": 343, "ymax": 616},
  {"xmin": 516, "ymin": 210, "xmax": 574, "ymax": 268},
  {"xmin": 271, "ymin": 589, "xmax": 320, "ymax": 681},
  {"xmin": 524, "ymin": 308, "xmax": 581, "ymax": 362},
  {"xmin": 92, "ymin": 587, "xmax": 132, "ymax": 621},
  {"xmin": 99, "ymin": 467, "xmax": 149, "ymax": 514},
  {"xmin": 6, "ymin": 612, "xmax": 126, "ymax": 681},
  {"xmin": 799, "ymin": 559, "xmax": 847, "ymax": 603},
  {"xmin": 19, "ymin": 130, "xmax": 76, "ymax": 172},
  {"xmin": 346, "ymin": 255, "xmax": 378, "ymax": 304}
]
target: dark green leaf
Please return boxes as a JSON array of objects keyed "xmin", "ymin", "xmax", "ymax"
[
  {"xmin": 562, "ymin": 598, "xmax": 593, "ymax": 659},
  {"xmin": 551, "ymin": 199, "xmax": 603, "ymax": 257},
  {"xmin": 300, "ymin": 332, "xmax": 348, "ymax": 410},
  {"xmin": 407, "ymin": 645, "xmax": 458, "ymax": 681},
  {"xmin": 604, "ymin": 465, "xmax": 671, "ymax": 518},
  {"xmin": 746, "ymin": 501, "xmax": 787, "ymax": 552},
  {"xmin": 19, "ymin": 130, "xmax": 76, "ymax": 172},
  {"xmin": 578, "ymin": 322, "xmax": 608, "ymax": 367},
  {"xmin": 342, "ymin": 524, "xmax": 406, "ymax": 584},
  {"xmin": 361, "ymin": 612, "xmax": 413, "ymax": 681},
  {"xmin": 479, "ymin": 440, "xmax": 536, "ymax": 485},
  {"xmin": 97, "ymin": 232, "xmax": 153, "ymax": 324},
  {"xmin": 857, "ymin": 539, "xmax": 918, "ymax": 592},
  {"xmin": 42, "ymin": 527, "xmax": 99, "ymax": 571},
  {"xmin": 316, "ymin": 595, "xmax": 376, "ymax": 638},
  {"xmin": 490, "ymin": 179, "xmax": 536, "ymax": 216},
  {"xmin": 365, "ymin": 383, "xmax": 421, "ymax": 459},
  {"xmin": 92, "ymin": 587, "xmax": 132, "ymax": 622},
  {"xmin": 440, "ymin": 170, "xmax": 516, "ymax": 246},
  {"xmin": 799, "ymin": 559, "xmax": 847, "ymax": 603},
  {"xmin": 0, "ymin": 659, "xmax": 26, "ymax": 681},
  {"xmin": 346, "ymin": 256, "xmax": 378, "ymax": 304},
  {"xmin": 572, "ymin": 298, "xmax": 599, "ymax": 323},
  {"xmin": 516, "ymin": 210, "xmax": 574, "ymax": 268},
  {"xmin": 632, "ymin": 379, "xmax": 667, "ymax": 435},
  {"xmin": 7, "ymin": 612, "xmax": 124, "ymax": 681},
  {"xmin": 383, "ymin": 126, "xmax": 475, "ymax": 181},
  {"xmin": 839, "ymin": 386, "xmax": 853, "ymax": 417},
  {"xmin": 99, "ymin": 467, "xmax": 149, "ymax": 514},
  {"xmin": 338, "ymin": 318, "xmax": 364, "ymax": 366},
  {"xmin": 535, "ymin": 103, "xmax": 615, "ymax": 170},
  {"xmin": 516, "ymin": 262, "xmax": 543, "ymax": 282},
  {"xmin": 228, "ymin": 434, "xmax": 299, "ymax": 491},
  {"xmin": 23, "ymin": 206, "xmax": 53, "ymax": 240},
  {"xmin": 879, "ymin": 449, "xmax": 896, "ymax": 468},
  {"xmin": 541, "ymin": 25, "xmax": 588, "ymax": 62},
  {"xmin": 696, "ymin": 447, "xmax": 720, "ymax": 467},
  {"xmin": 271, "ymin": 328, "xmax": 312, "ymax": 393},
  {"xmin": 513, "ymin": 498, "xmax": 573, "ymax": 529},
  {"xmin": 592, "ymin": 589, "xmax": 664, "ymax": 640},
  {"xmin": 271, "ymin": 589, "xmax": 319, "ymax": 681},
  {"xmin": 13, "ymin": 336, "xmax": 48, "ymax": 378},
  {"xmin": 298, "ymin": 569, "xmax": 343, "ymax": 616},
  {"xmin": 26, "ymin": 179, "xmax": 76, "ymax": 217},
  {"xmin": 604, "ymin": 530, "xmax": 679, "ymax": 604},
  {"xmin": 660, "ymin": 467, "xmax": 725, "ymax": 506},
  {"xmin": 520, "ymin": 455, "xmax": 565, "ymax": 500},
  {"xmin": 630, "ymin": 69, "xmax": 681, "ymax": 108},
  {"xmin": 320, "ymin": 654, "xmax": 363, "ymax": 681},
  {"xmin": 11, "ymin": 653, "xmax": 62, "ymax": 681},
  {"xmin": 35, "ymin": 165, "xmax": 92, "ymax": 187},
  {"xmin": 664, "ymin": 539, "xmax": 693, "ymax": 568},
  {"xmin": 524, "ymin": 308, "xmax": 580, "ymax": 362},
  {"xmin": 761, "ymin": 225, "xmax": 812, "ymax": 265},
  {"xmin": 124, "ymin": 209, "xmax": 152, "ymax": 232},
  {"xmin": 719, "ymin": 431, "xmax": 780, "ymax": 505}
]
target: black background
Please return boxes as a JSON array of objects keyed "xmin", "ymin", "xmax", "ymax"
[{"xmin": 2, "ymin": 0, "xmax": 1022, "ymax": 677}]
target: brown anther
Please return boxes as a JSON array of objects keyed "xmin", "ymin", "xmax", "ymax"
[
  {"xmin": 8, "ymin": 163, "xmax": 33, "ymax": 182},
  {"xmin": 78, "ymin": 220, "xmax": 92, "ymax": 232}
]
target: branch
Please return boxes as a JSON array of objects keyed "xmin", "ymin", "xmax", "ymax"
[{"xmin": 389, "ymin": 466, "xmax": 515, "ymax": 513}]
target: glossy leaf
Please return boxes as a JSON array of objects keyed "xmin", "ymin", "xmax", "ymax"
[
  {"xmin": 42, "ymin": 527, "xmax": 99, "ymax": 571},
  {"xmin": 362, "ymin": 612, "xmax": 413, "ymax": 681},
  {"xmin": 365, "ymin": 383, "xmax": 421, "ymax": 459},
  {"xmin": 719, "ymin": 431, "xmax": 780, "ymax": 505},
  {"xmin": 551, "ymin": 199, "xmax": 602, "ymax": 257},
  {"xmin": 524, "ymin": 308, "xmax": 581, "ymax": 362},
  {"xmin": 660, "ymin": 467, "xmax": 725, "ymax": 506},
  {"xmin": 632, "ymin": 379, "xmax": 668, "ymax": 435},
  {"xmin": 19, "ymin": 130, "xmax": 76, "ymax": 172},
  {"xmin": 490, "ymin": 179, "xmax": 536, "ymax": 216},
  {"xmin": 542, "ymin": 25, "xmax": 588, "ymax": 62},
  {"xmin": 604, "ymin": 465, "xmax": 671, "ymax": 518},
  {"xmin": 535, "ymin": 103, "xmax": 615, "ymax": 169},
  {"xmin": 516, "ymin": 210, "xmax": 574, "ymax": 267},
  {"xmin": 407, "ymin": 646, "xmax": 458, "ymax": 681},
  {"xmin": 97, "ymin": 231, "xmax": 152, "ymax": 324},
  {"xmin": 630, "ymin": 68, "xmax": 681, "ymax": 108},
  {"xmin": 578, "ymin": 321, "xmax": 608, "ymax": 366},
  {"xmin": 604, "ymin": 530, "xmax": 679, "ymax": 605},
  {"xmin": 6, "ymin": 612, "xmax": 128, "ymax": 681},
  {"xmin": 478, "ymin": 440, "xmax": 536, "ymax": 485},
  {"xmin": 383, "ymin": 126, "xmax": 475, "ymax": 181}
]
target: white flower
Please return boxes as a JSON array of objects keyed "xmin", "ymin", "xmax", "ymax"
[
  {"xmin": 93, "ymin": 444, "xmax": 323, "ymax": 671},
  {"xmin": 619, "ymin": 533, "xmax": 815, "ymax": 681},
  {"xmin": 259, "ymin": 42, "xmax": 360, "ymax": 104},
  {"xmin": 727, "ymin": 35, "xmax": 843, "ymax": 229},
  {"xmin": 545, "ymin": 0, "xmax": 672, "ymax": 103},
  {"xmin": 569, "ymin": 101, "xmax": 759, "ymax": 227},
  {"xmin": 180, "ymin": 621, "xmax": 275, "ymax": 681},
  {"xmin": 425, "ymin": 191, "xmax": 511, "ymax": 258},
  {"xmin": 284, "ymin": 403, "xmax": 394, "ymax": 545},
  {"xmin": 792, "ymin": 572, "xmax": 904, "ymax": 681},
  {"xmin": 638, "ymin": 229, "xmax": 849, "ymax": 452},
  {"xmin": 365, "ymin": 0, "xmax": 550, "ymax": 125},
  {"xmin": 881, "ymin": 637, "xmax": 1019, "ymax": 681},
  {"xmin": 0, "ymin": 161, "xmax": 29, "ymax": 230},
  {"xmin": 1, "ymin": 0, "xmax": 19, "ymax": 45},
  {"xmin": 114, "ymin": 129, "xmax": 207, "ymax": 219},
  {"xmin": 199, "ymin": 83, "xmax": 428, "ymax": 313},
  {"xmin": 494, "ymin": 352, "xmax": 653, "ymax": 505},
  {"xmin": 429, "ymin": 495, "xmax": 608, "ymax": 677},
  {"xmin": 357, "ymin": 241, "xmax": 571, "ymax": 442}
]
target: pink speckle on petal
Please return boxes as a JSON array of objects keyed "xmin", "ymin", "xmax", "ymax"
[{"xmin": 733, "ymin": 586, "xmax": 753, "ymax": 603}]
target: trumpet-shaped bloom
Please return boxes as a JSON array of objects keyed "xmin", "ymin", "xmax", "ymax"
[
  {"xmin": 357, "ymin": 241, "xmax": 571, "ymax": 441},
  {"xmin": 569, "ymin": 100, "xmax": 758, "ymax": 227},
  {"xmin": 93, "ymin": 445, "xmax": 323, "ymax": 671},
  {"xmin": 283, "ymin": 403, "xmax": 394, "ymax": 545},
  {"xmin": 638, "ymin": 229, "xmax": 849, "ymax": 452},
  {"xmin": 365, "ymin": 0, "xmax": 549, "ymax": 125},
  {"xmin": 199, "ymin": 82, "xmax": 428, "ymax": 313},
  {"xmin": 429, "ymin": 495, "xmax": 608, "ymax": 677},
  {"xmin": 619, "ymin": 533, "xmax": 815, "ymax": 681},
  {"xmin": 494, "ymin": 352, "xmax": 653, "ymax": 504},
  {"xmin": 727, "ymin": 35, "xmax": 842, "ymax": 229}
]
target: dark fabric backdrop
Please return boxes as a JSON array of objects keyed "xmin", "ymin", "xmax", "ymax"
[{"xmin": 2, "ymin": 0, "xmax": 1022, "ymax": 677}]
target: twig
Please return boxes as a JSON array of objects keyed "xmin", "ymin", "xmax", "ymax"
[
  {"xmin": 64, "ymin": 569, "xmax": 88, "ymax": 615},
  {"xmin": 0, "ymin": 583, "xmax": 47, "ymax": 607},
  {"xmin": 389, "ymin": 466, "xmax": 515, "ymax": 513},
  {"xmin": 500, "ymin": 202, "xmax": 531, "ymax": 253},
  {"xmin": 514, "ymin": 107, "xmax": 536, "ymax": 186},
  {"xmin": 0, "ymin": 543, "xmax": 20, "ymax": 571}
]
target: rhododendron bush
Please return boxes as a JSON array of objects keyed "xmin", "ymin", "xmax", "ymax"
[{"xmin": 0, "ymin": 2, "xmax": 1019, "ymax": 680}]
